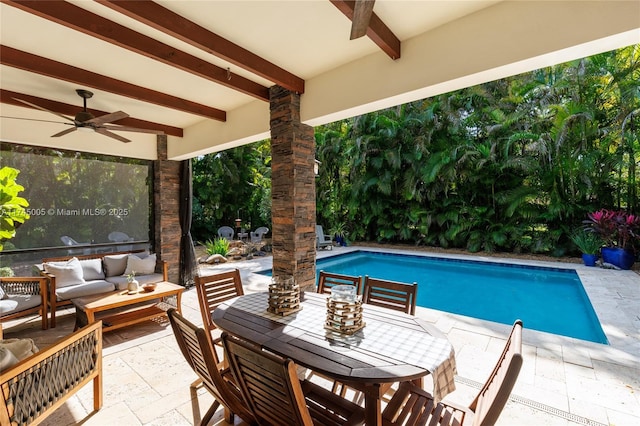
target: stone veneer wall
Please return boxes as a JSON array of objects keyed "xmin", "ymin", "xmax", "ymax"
[
  {"xmin": 270, "ymin": 86, "xmax": 316, "ymax": 291},
  {"xmin": 154, "ymin": 136, "xmax": 181, "ymax": 284}
]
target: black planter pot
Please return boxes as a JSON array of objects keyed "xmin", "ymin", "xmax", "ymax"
[{"xmin": 601, "ymin": 247, "xmax": 635, "ymax": 270}]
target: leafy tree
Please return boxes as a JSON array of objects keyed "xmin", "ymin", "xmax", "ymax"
[{"xmin": 0, "ymin": 166, "xmax": 30, "ymax": 251}]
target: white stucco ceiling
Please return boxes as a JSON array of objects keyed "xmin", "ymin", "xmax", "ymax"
[{"xmin": 1, "ymin": 1, "xmax": 638, "ymax": 160}]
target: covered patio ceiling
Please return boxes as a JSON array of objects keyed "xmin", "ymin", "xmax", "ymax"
[{"xmin": 1, "ymin": 0, "xmax": 638, "ymax": 161}]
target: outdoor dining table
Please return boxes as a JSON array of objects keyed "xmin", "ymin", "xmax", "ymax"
[{"xmin": 212, "ymin": 291, "xmax": 457, "ymax": 425}]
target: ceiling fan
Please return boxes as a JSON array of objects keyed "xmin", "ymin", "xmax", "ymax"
[
  {"xmin": 350, "ymin": 0, "xmax": 375, "ymax": 39},
  {"xmin": 9, "ymin": 89, "xmax": 164, "ymax": 143}
]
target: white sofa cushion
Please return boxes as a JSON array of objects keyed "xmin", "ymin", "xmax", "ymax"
[
  {"xmin": 79, "ymin": 258, "xmax": 105, "ymax": 280},
  {"xmin": 106, "ymin": 273, "xmax": 165, "ymax": 291},
  {"xmin": 123, "ymin": 253, "xmax": 156, "ymax": 276},
  {"xmin": 55, "ymin": 280, "xmax": 114, "ymax": 301},
  {"xmin": 43, "ymin": 257, "xmax": 85, "ymax": 288},
  {"xmin": 0, "ymin": 294, "xmax": 43, "ymax": 315}
]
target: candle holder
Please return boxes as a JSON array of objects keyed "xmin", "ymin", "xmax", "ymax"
[
  {"xmin": 324, "ymin": 285, "xmax": 365, "ymax": 334},
  {"xmin": 267, "ymin": 275, "xmax": 301, "ymax": 316}
]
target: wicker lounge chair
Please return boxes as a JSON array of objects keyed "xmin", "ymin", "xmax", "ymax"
[
  {"xmin": 217, "ymin": 226, "xmax": 235, "ymax": 241},
  {"xmin": 249, "ymin": 226, "xmax": 269, "ymax": 244}
]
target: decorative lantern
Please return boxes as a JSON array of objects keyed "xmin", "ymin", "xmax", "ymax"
[
  {"xmin": 325, "ymin": 285, "xmax": 365, "ymax": 334},
  {"xmin": 267, "ymin": 275, "xmax": 301, "ymax": 316}
]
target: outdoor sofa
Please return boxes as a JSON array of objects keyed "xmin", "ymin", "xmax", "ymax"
[{"xmin": 40, "ymin": 249, "xmax": 168, "ymax": 327}]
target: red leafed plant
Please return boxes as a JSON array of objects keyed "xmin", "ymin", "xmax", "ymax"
[{"xmin": 584, "ymin": 209, "xmax": 640, "ymax": 252}]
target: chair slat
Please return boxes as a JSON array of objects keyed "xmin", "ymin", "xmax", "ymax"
[
  {"xmin": 222, "ymin": 332, "xmax": 365, "ymax": 426},
  {"xmin": 317, "ymin": 270, "xmax": 362, "ymax": 295},
  {"xmin": 167, "ymin": 309, "xmax": 255, "ymax": 425},
  {"xmin": 382, "ymin": 320, "xmax": 523, "ymax": 426},
  {"xmin": 363, "ymin": 276, "xmax": 417, "ymax": 315},
  {"xmin": 195, "ymin": 270, "xmax": 244, "ymax": 334}
]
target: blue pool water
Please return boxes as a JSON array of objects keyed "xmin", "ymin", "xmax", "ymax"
[{"xmin": 267, "ymin": 251, "xmax": 608, "ymax": 344}]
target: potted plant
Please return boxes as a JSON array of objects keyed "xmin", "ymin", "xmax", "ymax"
[
  {"xmin": 570, "ymin": 230, "xmax": 602, "ymax": 266},
  {"xmin": 330, "ymin": 222, "xmax": 347, "ymax": 246},
  {"xmin": 584, "ymin": 209, "xmax": 640, "ymax": 269}
]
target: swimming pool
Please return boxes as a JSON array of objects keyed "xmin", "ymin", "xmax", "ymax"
[{"xmin": 308, "ymin": 251, "xmax": 607, "ymax": 344}]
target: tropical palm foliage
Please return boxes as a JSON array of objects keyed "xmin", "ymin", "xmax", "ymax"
[
  {"xmin": 314, "ymin": 46, "xmax": 639, "ymax": 255},
  {"xmin": 191, "ymin": 46, "xmax": 639, "ymax": 256}
]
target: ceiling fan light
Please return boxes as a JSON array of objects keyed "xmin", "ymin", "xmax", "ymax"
[{"xmin": 77, "ymin": 126, "xmax": 93, "ymax": 133}]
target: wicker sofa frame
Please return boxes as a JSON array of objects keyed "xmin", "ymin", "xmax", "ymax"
[
  {"xmin": 41, "ymin": 249, "xmax": 168, "ymax": 328},
  {"xmin": 0, "ymin": 277, "xmax": 49, "ymax": 330},
  {"xmin": 0, "ymin": 320, "xmax": 103, "ymax": 425}
]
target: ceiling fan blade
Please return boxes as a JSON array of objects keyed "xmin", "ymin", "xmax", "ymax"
[
  {"xmin": 95, "ymin": 127, "xmax": 131, "ymax": 143},
  {"xmin": 350, "ymin": 0, "xmax": 375, "ymax": 39},
  {"xmin": 0, "ymin": 115, "xmax": 72, "ymax": 125},
  {"xmin": 86, "ymin": 110, "xmax": 129, "ymax": 125},
  {"xmin": 51, "ymin": 127, "xmax": 78, "ymax": 138},
  {"xmin": 101, "ymin": 124, "xmax": 165, "ymax": 135},
  {"xmin": 13, "ymin": 97, "xmax": 75, "ymax": 122}
]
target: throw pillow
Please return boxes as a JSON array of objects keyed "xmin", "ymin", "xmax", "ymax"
[
  {"xmin": 43, "ymin": 257, "xmax": 85, "ymax": 288},
  {"xmin": 0, "ymin": 338, "xmax": 39, "ymax": 370},
  {"xmin": 79, "ymin": 258, "xmax": 105, "ymax": 280},
  {"xmin": 0, "ymin": 284, "xmax": 6, "ymax": 300},
  {"xmin": 123, "ymin": 253, "xmax": 157, "ymax": 276},
  {"xmin": 103, "ymin": 253, "xmax": 129, "ymax": 277}
]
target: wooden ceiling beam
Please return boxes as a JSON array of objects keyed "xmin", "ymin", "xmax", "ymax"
[
  {"xmin": 0, "ymin": 46, "xmax": 226, "ymax": 122},
  {"xmin": 3, "ymin": 0, "xmax": 269, "ymax": 101},
  {"xmin": 330, "ymin": 0, "xmax": 401, "ymax": 60},
  {"xmin": 1, "ymin": 89, "xmax": 184, "ymax": 137},
  {"xmin": 97, "ymin": 0, "xmax": 305, "ymax": 94}
]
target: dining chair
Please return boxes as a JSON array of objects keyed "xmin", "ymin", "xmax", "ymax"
[
  {"xmin": 363, "ymin": 275, "xmax": 418, "ymax": 315},
  {"xmin": 382, "ymin": 320, "xmax": 524, "ymax": 426},
  {"xmin": 167, "ymin": 309, "xmax": 256, "ymax": 425},
  {"xmin": 221, "ymin": 332, "xmax": 365, "ymax": 426},
  {"xmin": 195, "ymin": 269, "xmax": 244, "ymax": 339},
  {"xmin": 317, "ymin": 270, "xmax": 362, "ymax": 295}
]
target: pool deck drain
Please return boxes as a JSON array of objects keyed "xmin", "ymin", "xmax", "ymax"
[{"xmin": 455, "ymin": 376, "xmax": 608, "ymax": 426}]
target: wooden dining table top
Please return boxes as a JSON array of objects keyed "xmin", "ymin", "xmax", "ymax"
[{"xmin": 212, "ymin": 291, "xmax": 457, "ymax": 403}]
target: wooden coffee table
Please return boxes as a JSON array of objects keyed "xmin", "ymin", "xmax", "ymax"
[{"xmin": 72, "ymin": 281, "xmax": 183, "ymax": 332}]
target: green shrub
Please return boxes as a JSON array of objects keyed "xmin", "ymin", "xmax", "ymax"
[
  {"xmin": 205, "ymin": 238, "xmax": 230, "ymax": 256},
  {"xmin": 570, "ymin": 230, "xmax": 603, "ymax": 255}
]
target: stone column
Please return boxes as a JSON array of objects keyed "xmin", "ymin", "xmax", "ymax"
[
  {"xmin": 154, "ymin": 136, "xmax": 180, "ymax": 283},
  {"xmin": 270, "ymin": 86, "xmax": 316, "ymax": 291}
]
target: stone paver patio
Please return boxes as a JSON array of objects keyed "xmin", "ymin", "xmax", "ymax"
[{"xmin": 3, "ymin": 245, "xmax": 639, "ymax": 425}]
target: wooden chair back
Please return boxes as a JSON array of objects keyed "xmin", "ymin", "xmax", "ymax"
[
  {"xmin": 167, "ymin": 309, "xmax": 254, "ymax": 425},
  {"xmin": 363, "ymin": 276, "xmax": 417, "ymax": 315},
  {"xmin": 382, "ymin": 320, "xmax": 523, "ymax": 426},
  {"xmin": 221, "ymin": 332, "xmax": 314, "ymax": 426},
  {"xmin": 469, "ymin": 319, "xmax": 523, "ymax": 426},
  {"xmin": 317, "ymin": 270, "xmax": 362, "ymax": 295},
  {"xmin": 195, "ymin": 270, "xmax": 244, "ymax": 334}
]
